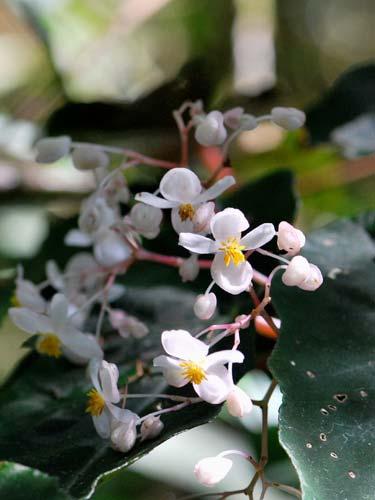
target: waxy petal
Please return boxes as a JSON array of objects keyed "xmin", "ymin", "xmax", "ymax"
[
  {"xmin": 211, "ymin": 254, "xmax": 253, "ymax": 295},
  {"xmin": 240, "ymin": 223, "xmax": 276, "ymax": 250},
  {"xmin": 179, "ymin": 233, "xmax": 216, "ymax": 254},
  {"xmin": 205, "ymin": 349, "xmax": 244, "ymax": 368},
  {"xmin": 9, "ymin": 308, "xmax": 52, "ymax": 334},
  {"xmin": 64, "ymin": 229, "xmax": 93, "ymax": 247},
  {"xmin": 49, "ymin": 293, "xmax": 69, "ymax": 332},
  {"xmin": 99, "ymin": 360, "xmax": 120, "ymax": 403},
  {"xmin": 153, "ymin": 355, "xmax": 188, "ymax": 388},
  {"xmin": 134, "ymin": 192, "xmax": 177, "ymax": 209},
  {"xmin": 93, "ymin": 409, "xmax": 111, "ymax": 439},
  {"xmin": 160, "ymin": 168, "xmax": 202, "ymax": 203},
  {"xmin": 195, "ymin": 176, "xmax": 235, "ymax": 204},
  {"xmin": 210, "ymin": 208, "xmax": 249, "ymax": 241},
  {"xmin": 161, "ymin": 329, "xmax": 209, "ymax": 361},
  {"xmin": 193, "ymin": 365, "xmax": 233, "ymax": 404}
]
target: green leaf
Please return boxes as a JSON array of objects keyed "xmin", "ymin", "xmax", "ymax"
[
  {"xmin": 0, "ymin": 462, "xmax": 68, "ymax": 500},
  {"xmin": 0, "ymin": 286, "xmax": 254, "ymax": 499},
  {"xmin": 269, "ymin": 218, "xmax": 375, "ymax": 499}
]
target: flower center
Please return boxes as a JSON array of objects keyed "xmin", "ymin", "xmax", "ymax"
[
  {"xmin": 10, "ymin": 293, "xmax": 21, "ymax": 308},
  {"xmin": 36, "ymin": 334, "xmax": 62, "ymax": 358},
  {"xmin": 180, "ymin": 360, "xmax": 206, "ymax": 384},
  {"xmin": 86, "ymin": 389, "xmax": 105, "ymax": 416},
  {"xmin": 219, "ymin": 237, "xmax": 245, "ymax": 266},
  {"xmin": 178, "ymin": 203, "xmax": 195, "ymax": 222}
]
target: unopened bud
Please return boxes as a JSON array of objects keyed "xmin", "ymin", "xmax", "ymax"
[
  {"xmin": 179, "ymin": 255, "xmax": 199, "ymax": 282},
  {"xmin": 194, "ymin": 456, "xmax": 232, "ymax": 487},
  {"xmin": 140, "ymin": 416, "xmax": 164, "ymax": 441},
  {"xmin": 130, "ymin": 203, "xmax": 163, "ymax": 240},
  {"xmin": 298, "ymin": 263, "xmax": 323, "ymax": 291},
  {"xmin": 110, "ymin": 420, "xmax": 137, "ymax": 453},
  {"xmin": 223, "ymin": 107, "xmax": 244, "ymax": 129},
  {"xmin": 94, "ymin": 229, "xmax": 132, "ymax": 267},
  {"xmin": 239, "ymin": 113, "xmax": 258, "ymax": 131},
  {"xmin": 282, "ymin": 256, "xmax": 310, "ymax": 287},
  {"xmin": 195, "ymin": 111, "xmax": 227, "ymax": 146},
  {"xmin": 271, "ymin": 107, "xmax": 306, "ymax": 131},
  {"xmin": 193, "ymin": 293, "xmax": 217, "ymax": 320},
  {"xmin": 72, "ymin": 146, "xmax": 109, "ymax": 171},
  {"xmin": 226, "ymin": 386, "xmax": 253, "ymax": 417},
  {"xmin": 277, "ymin": 221, "xmax": 306, "ymax": 256},
  {"xmin": 193, "ymin": 202, "xmax": 215, "ymax": 234},
  {"xmin": 35, "ymin": 136, "xmax": 71, "ymax": 163},
  {"xmin": 79, "ymin": 197, "xmax": 115, "ymax": 234}
]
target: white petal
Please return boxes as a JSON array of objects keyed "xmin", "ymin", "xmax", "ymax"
[
  {"xmin": 61, "ymin": 331, "xmax": 103, "ymax": 363},
  {"xmin": 171, "ymin": 207, "xmax": 195, "ymax": 234},
  {"xmin": 282, "ymin": 256, "xmax": 310, "ymax": 286},
  {"xmin": 49, "ymin": 293, "xmax": 68, "ymax": 332},
  {"xmin": 94, "ymin": 230, "xmax": 132, "ymax": 267},
  {"xmin": 194, "ymin": 456, "xmax": 232, "ymax": 486},
  {"xmin": 210, "ymin": 208, "xmax": 249, "ymax": 241},
  {"xmin": 194, "ymin": 176, "xmax": 235, "ymax": 204},
  {"xmin": 64, "ymin": 229, "xmax": 93, "ymax": 247},
  {"xmin": 193, "ymin": 365, "xmax": 233, "ymax": 404},
  {"xmin": 93, "ymin": 409, "xmax": 111, "ymax": 438},
  {"xmin": 107, "ymin": 404, "xmax": 139, "ymax": 424},
  {"xmin": 88, "ymin": 358, "xmax": 101, "ymax": 392},
  {"xmin": 211, "ymin": 254, "xmax": 253, "ymax": 295},
  {"xmin": 16, "ymin": 280, "xmax": 46, "ymax": 313},
  {"xmin": 179, "ymin": 233, "xmax": 215, "ymax": 254},
  {"xmin": 240, "ymin": 223, "xmax": 276, "ymax": 250},
  {"xmin": 99, "ymin": 360, "xmax": 120, "ymax": 403},
  {"xmin": 134, "ymin": 192, "xmax": 176, "ymax": 209},
  {"xmin": 46, "ymin": 260, "xmax": 65, "ymax": 290},
  {"xmin": 161, "ymin": 330, "xmax": 209, "ymax": 361},
  {"xmin": 160, "ymin": 168, "xmax": 202, "ymax": 203},
  {"xmin": 298, "ymin": 264, "xmax": 323, "ymax": 291},
  {"xmin": 153, "ymin": 355, "xmax": 188, "ymax": 388},
  {"xmin": 226, "ymin": 386, "xmax": 253, "ymax": 417},
  {"xmin": 9, "ymin": 308, "xmax": 50, "ymax": 334},
  {"xmin": 205, "ymin": 349, "xmax": 244, "ymax": 368}
]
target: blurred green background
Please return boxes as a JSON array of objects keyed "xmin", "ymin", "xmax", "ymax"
[{"xmin": 0, "ymin": 0, "xmax": 374, "ymax": 498}]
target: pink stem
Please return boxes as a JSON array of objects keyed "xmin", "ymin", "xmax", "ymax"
[{"xmin": 122, "ymin": 148, "xmax": 179, "ymax": 169}]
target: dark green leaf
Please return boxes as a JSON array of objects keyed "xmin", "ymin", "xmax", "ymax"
[
  {"xmin": 269, "ymin": 218, "xmax": 375, "ymax": 499},
  {"xmin": 0, "ymin": 286, "xmax": 254, "ymax": 499}
]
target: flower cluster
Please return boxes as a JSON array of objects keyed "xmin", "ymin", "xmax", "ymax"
[{"xmin": 8, "ymin": 101, "xmax": 322, "ymax": 484}]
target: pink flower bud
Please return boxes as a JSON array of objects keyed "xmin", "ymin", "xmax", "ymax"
[
  {"xmin": 282, "ymin": 256, "xmax": 310, "ymax": 286},
  {"xmin": 298, "ymin": 263, "xmax": 323, "ymax": 291},
  {"xmin": 195, "ymin": 111, "xmax": 227, "ymax": 146},
  {"xmin": 110, "ymin": 420, "xmax": 137, "ymax": 453},
  {"xmin": 194, "ymin": 456, "xmax": 232, "ymax": 487},
  {"xmin": 277, "ymin": 221, "xmax": 305, "ymax": 256},
  {"xmin": 226, "ymin": 386, "xmax": 253, "ymax": 417},
  {"xmin": 179, "ymin": 255, "xmax": 199, "ymax": 282},
  {"xmin": 140, "ymin": 416, "xmax": 164, "ymax": 441},
  {"xmin": 193, "ymin": 293, "xmax": 217, "ymax": 320}
]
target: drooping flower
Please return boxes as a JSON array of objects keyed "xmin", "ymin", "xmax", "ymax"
[
  {"xmin": 135, "ymin": 168, "xmax": 235, "ymax": 234},
  {"xmin": 226, "ymin": 386, "xmax": 253, "ymax": 418},
  {"xmin": 179, "ymin": 208, "xmax": 275, "ymax": 294},
  {"xmin": 277, "ymin": 221, "xmax": 305, "ymax": 256},
  {"xmin": 140, "ymin": 416, "xmax": 164, "ymax": 441},
  {"xmin": 9, "ymin": 293, "xmax": 103, "ymax": 364},
  {"xmin": 194, "ymin": 455, "xmax": 233, "ymax": 487},
  {"xmin": 194, "ymin": 111, "xmax": 227, "ymax": 146},
  {"xmin": 153, "ymin": 329, "xmax": 244, "ymax": 404},
  {"xmin": 193, "ymin": 292, "xmax": 217, "ymax": 320},
  {"xmin": 86, "ymin": 359, "xmax": 139, "ymax": 439},
  {"xmin": 282, "ymin": 256, "xmax": 323, "ymax": 291}
]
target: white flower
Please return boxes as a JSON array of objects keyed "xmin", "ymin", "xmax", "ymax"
[
  {"xmin": 129, "ymin": 203, "xmax": 163, "ymax": 239},
  {"xmin": 35, "ymin": 136, "xmax": 71, "ymax": 163},
  {"xmin": 194, "ymin": 456, "xmax": 232, "ymax": 487},
  {"xmin": 179, "ymin": 254, "xmax": 200, "ymax": 282},
  {"xmin": 110, "ymin": 418, "xmax": 138, "ymax": 452},
  {"xmin": 87, "ymin": 359, "xmax": 139, "ymax": 439},
  {"xmin": 271, "ymin": 107, "xmax": 306, "ymax": 130},
  {"xmin": 194, "ymin": 111, "xmax": 227, "ymax": 146},
  {"xmin": 135, "ymin": 168, "xmax": 235, "ymax": 234},
  {"xmin": 72, "ymin": 146, "xmax": 109, "ymax": 171},
  {"xmin": 277, "ymin": 221, "xmax": 306, "ymax": 256},
  {"xmin": 12, "ymin": 266, "xmax": 46, "ymax": 313},
  {"xmin": 226, "ymin": 386, "xmax": 253, "ymax": 417},
  {"xmin": 109, "ymin": 310, "xmax": 149, "ymax": 339},
  {"xmin": 153, "ymin": 330, "xmax": 244, "ymax": 404},
  {"xmin": 78, "ymin": 196, "xmax": 116, "ymax": 235},
  {"xmin": 193, "ymin": 293, "xmax": 217, "ymax": 320},
  {"xmin": 9, "ymin": 293, "xmax": 103, "ymax": 364},
  {"xmin": 140, "ymin": 416, "xmax": 164, "ymax": 441},
  {"xmin": 282, "ymin": 256, "xmax": 323, "ymax": 291},
  {"xmin": 179, "ymin": 208, "xmax": 276, "ymax": 295}
]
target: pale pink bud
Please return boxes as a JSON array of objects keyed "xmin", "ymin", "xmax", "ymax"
[
  {"xmin": 282, "ymin": 256, "xmax": 310, "ymax": 286},
  {"xmin": 140, "ymin": 416, "xmax": 164, "ymax": 441},
  {"xmin": 226, "ymin": 386, "xmax": 253, "ymax": 417},
  {"xmin": 193, "ymin": 293, "xmax": 217, "ymax": 320},
  {"xmin": 194, "ymin": 456, "xmax": 232, "ymax": 487},
  {"xmin": 72, "ymin": 145, "xmax": 109, "ymax": 171},
  {"xmin": 110, "ymin": 420, "xmax": 137, "ymax": 453},
  {"xmin": 130, "ymin": 203, "xmax": 163, "ymax": 240},
  {"xmin": 298, "ymin": 264, "xmax": 323, "ymax": 291},
  {"xmin": 35, "ymin": 136, "xmax": 71, "ymax": 163},
  {"xmin": 179, "ymin": 255, "xmax": 199, "ymax": 282},
  {"xmin": 195, "ymin": 111, "xmax": 227, "ymax": 146},
  {"xmin": 223, "ymin": 107, "xmax": 244, "ymax": 129},
  {"xmin": 277, "ymin": 221, "xmax": 306, "ymax": 256},
  {"xmin": 193, "ymin": 202, "xmax": 215, "ymax": 234},
  {"xmin": 271, "ymin": 107, "xmax": 306, "ymax": 130}
]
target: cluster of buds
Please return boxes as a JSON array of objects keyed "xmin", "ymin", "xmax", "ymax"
[{"xmin": 8, "ymin": 101, "xmax": 322, "ymax": 476}]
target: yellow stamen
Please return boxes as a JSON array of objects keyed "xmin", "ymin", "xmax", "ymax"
[
  {"xmin": 178, "ymin": 203, "xmax": 195, "ymax": 222},
  {"xmin": 10, "ymin": 293, "xmax": 21, "ymax": 308},
  {"xmin": 86, "ymin": 389, "xmax": 105, "ymax": 416},
  {"xmin": 219, "ymin": 237, "xmax": 245, "ymax": 266},
  {"xmin": 36, "ymin": 334, "xmax": 62, "ymax": 358},
  {"xmin": 179, "ymin": 361, "xmax": 206, "ymax": 384}
]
